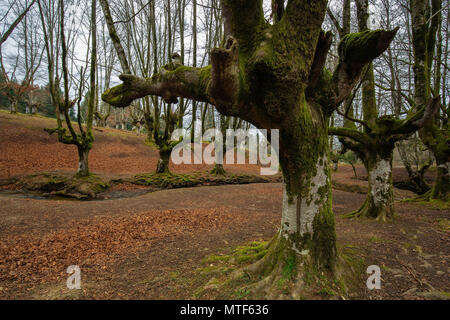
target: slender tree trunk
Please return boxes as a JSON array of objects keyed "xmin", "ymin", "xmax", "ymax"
[
  {"xmin": 10, "ymin": 98, "xmax": 18, "ymax": 114},
  {"xmin": 77, "ymin": 147, "xmax": 90, "ymax": 177},
  {"xmin": 156, "ymin": 148, "xmax": 171, "ymax": 174}
]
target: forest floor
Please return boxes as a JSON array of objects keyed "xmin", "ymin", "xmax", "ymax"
[{"xmin": 0, "ymin": 111, "xmax": 448, "ymax": 300}]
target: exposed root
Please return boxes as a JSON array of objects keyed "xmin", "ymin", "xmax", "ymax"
[
  {"xmin": 211, "ymin": 165, "xmax": 226, "ymax": 176},
  {"xmin": 343, "ymin": 197, "xmax": 392, "ymax": 222}
]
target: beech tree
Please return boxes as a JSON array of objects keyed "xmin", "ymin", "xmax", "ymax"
[
  {"xmin": 39, "ymin": 0, "xmax": 97, "ymax": 177},
  {"xmin": 328, "ymin": 0, "xmax": 440, "ymax": 221},
  {"xmin": 102, "ymin": 0, "xmax": 399, "ymax": 295},
  {"xmin": 410, "ymin": 0, "xmax": 449, "ymax": 201}
]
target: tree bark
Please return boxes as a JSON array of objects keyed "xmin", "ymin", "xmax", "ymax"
[
  {"xmin": 347, "ymin": 152, "xmax": 394, "ymax": 221},
  {"xmin": 156, "ymin": 148, "xmax": 171, "ymax": 174}
]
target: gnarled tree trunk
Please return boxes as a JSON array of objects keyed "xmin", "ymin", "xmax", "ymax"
[
  {"xmin": 347, "ymin": 151, "xmax": 394, "ymax": 221},
  {"xmin": 102, "ymin": 0, "xmax": 398, "ymax": 297},
  {"xmin": 156, "ymin": 148, "xmax": 171, "ymax": 174}
]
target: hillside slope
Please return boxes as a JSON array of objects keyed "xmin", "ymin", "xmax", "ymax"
[{"xmin": 0, "ymin": 111, "xmax": 262, "ymax": 179}]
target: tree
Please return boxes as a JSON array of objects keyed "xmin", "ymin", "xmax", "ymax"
[
  {"xmin": 39, "ymin": 0, "xmax": 97, "ymax": 177},
  {"xmin": 0, "ymin": 0, "xmax": 43, "ymax": 114},
  {"xmin": 102, "ymin": 0, "xmax": 398, "ymax": 296},
  {"xmin": 328, "ymin": 0, "xmax": 440, "ymax": 221},
  {"xmin": 410, "ymin": 0, "xmax": 449, "ymax": 201}
]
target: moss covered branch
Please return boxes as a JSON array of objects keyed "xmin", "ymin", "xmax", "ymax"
[
  {"xmin": 102, "ymin": 66, "xmax": 212, "ymax": 108},
  {"xmin": 331, "ymin": 28, "xmax": 399, "ymax": 107},
  {"xmin": 328, "ymin": 127, "xmax": 368, "ymax": 145}
]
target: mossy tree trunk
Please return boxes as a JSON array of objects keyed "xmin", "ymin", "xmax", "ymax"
[
  {"xmin": 329, "ymin": 0, "xmax": 441, "ymax": 220},
  {"xmin": 329, "ymin": 95, "xmax": 440, "ymax": 221},
  {"xmin": 347, "ymin": 148, "xmax": 395, "ymax": 221},
  {"xmin": 77, "ymin": 147, "xmax": 90, "ymax": 177},
  {"xmin": 156, "ymin": 147, "xmax": 171, "ymax": 174},
  {"xmin": 10, "ymin": 98, "xmax": 18, "ymax": 114},
  {"xmin": 102, "ymin": 0, "xmax": 398, "ymax": 295},
  {"xmin": 431, "ymin": 158, "xmax": 450, "ymax": 201},
  {"xmin": 41, "ymin": 0, "xmax": 97, "ymax": 178}
]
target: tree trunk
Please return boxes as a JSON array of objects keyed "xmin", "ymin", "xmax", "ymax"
[
  {"xmin": 430, "ymin": 159, "xmax": 450, "ymax": 201},
  {"xmin": 10, "ymin": 99, "xmax": 18, "ymax": 114},
  {"xmin": 211, "ymin": 163, "xmax": 226, "ymax": 175},
  {"xmin": 77, "ymin": 147, "xmax": 90, "ymax": 177},
  {"xmin": 347, "ymin": 153, "xmax": 394, "ymax": 221},
  {"xmin": 156, "ymin": 148, "xmax": 171, "ymax": 174},
  {"xmin": 245, "ymin": 150, "xmax": 337, "ymax": 298},
  {"xmin": 279, "ymin": 154, "xmax": 336, "ymax": 269},
  {"xmin": 101, "ymin": 0, "xmax": 398, "ymax": 297}
]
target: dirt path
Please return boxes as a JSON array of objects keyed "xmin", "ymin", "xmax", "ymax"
[{"xmin": 0, "ymin": 183, "xmax": 448, "ymax": 300}]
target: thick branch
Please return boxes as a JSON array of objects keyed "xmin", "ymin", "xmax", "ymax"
[
  {"xmin": 284, "ymin": 0, "xmax": 328, "ymax": 36},
  {"xmin": 221, "ymin": 0, "xmax": 265, "ymax": 56},
  {"xmin": 306, "ymin": 30, "xmax": 333, "ymax": 94},
  {"xmin": 331, "ymin": 28, "xmax": 399, "ymax": 107},
  {"xmin": 209, "ymin": 36, "xmax": 240, "ymax": 109},
  {"xmin": 328, "ymin": 127, "xmax": 368, "ymax": 145},
  {"xmin": 390, "ymin": 96, "xmax": 441, "ymax": 135},
  {"xmin": 102, "ymin": 66, "xmax": 212, "ymax": 108}
]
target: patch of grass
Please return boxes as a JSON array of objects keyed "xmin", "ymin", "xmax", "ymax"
[
  {"xmin": 192, "ymin": 240, "xmax": 269, "ymax": 299},
  {"xmin": 436, "ymin": 218, "xmax": 450, "ymax": 233},
  {"xmin": 134, "ymin": 172, "xmax": 200, "ymax": 188},
  {"xmin": 134, "ymin": 171, "xmax": 271, "ymax": 190},
  {"xmin": 233, "ymin": 288, "xmax": 251, "ymax": 299},
  {"xmin": 368, "ymin": 235, "xmax": 383, "ymax": 243},
  {"xmin": 402, "ymin": 198, "xmax": 450, "ymax": 210}
]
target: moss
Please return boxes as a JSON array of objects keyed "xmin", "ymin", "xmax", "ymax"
[
  {"xmin": 16, "ymin": 173, "xmax": 109, "ymax": 199},
  {"xmin": 339, "ymin": 30, "xmax": 388, "ymax": 67},
  {"xmin": 402, "ymin": 197, "xmax": 450, "ymax": 210}
]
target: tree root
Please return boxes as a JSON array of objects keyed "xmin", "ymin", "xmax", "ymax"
[
  {"xmin": 343, "ymin": 198, "xmax": 392, "ymax": 222},
  {"xmin": 211, "ymin": 165, "xmax": 226, "ymax": 175},
  {"xmin": 220, "ymin": 234, "xmax": 355, "ymax": 300}
]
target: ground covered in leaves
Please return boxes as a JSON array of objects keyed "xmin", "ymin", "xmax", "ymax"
[
  {"xmin": 0, "ymin": 179, "xmax": 448, "ymax": 300},
  {"xmin": 0, "ymin": 112, "xmax": 448, "ymax": 300}
]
